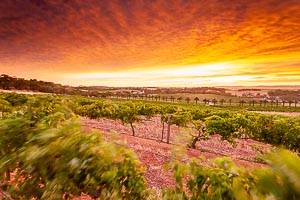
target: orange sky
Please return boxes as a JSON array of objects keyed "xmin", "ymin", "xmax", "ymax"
[{"xmin": 0, "ymin": 0, "xmax": 300, "ymax": 86}]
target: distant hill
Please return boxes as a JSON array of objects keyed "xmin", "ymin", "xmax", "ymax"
[
  {"xmin": 0, "ymin": 74, "xmax": 230, "ymax": 96},
  {"xmin": 1, "ymin": 74, "xmax": 299, "ymax": 100},
  {"xmin": 0, "ymin": 74, "xmax": 109, "ymax": 97},
  {"xmin": 219, "ymin": 85, "xmax": 300, "ymax": 90}
]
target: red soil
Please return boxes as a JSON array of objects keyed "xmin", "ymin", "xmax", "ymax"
[{"xmin": 81, "ymin": 116, "xmax": 270, "ymax": 191}]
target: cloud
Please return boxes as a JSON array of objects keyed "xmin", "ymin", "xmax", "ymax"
[{"xmin": 0, "ymin": 0, "xmax": 299, "ymax": 86}]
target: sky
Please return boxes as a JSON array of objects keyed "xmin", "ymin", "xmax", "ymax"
[{"xmin": 0, "ymin": 0, "xmax": 300, "ymax": 87}]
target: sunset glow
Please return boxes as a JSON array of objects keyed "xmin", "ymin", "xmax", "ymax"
[{"xmin": 0, "ymin": 0, "xmax": 299, "ymax": 86}]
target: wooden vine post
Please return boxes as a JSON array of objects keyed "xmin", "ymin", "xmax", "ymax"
[{"xmin": 167, "ymin": 114, "xmax": 171, "ymax": 144}]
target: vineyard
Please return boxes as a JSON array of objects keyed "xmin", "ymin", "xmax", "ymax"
[
  {"xmin": 0, "ymin": 92, "xmax": 300, "ymax": 199},
  {"xmin": 105, "ymin": 94, "xmax": 300, "ymax": 112}
]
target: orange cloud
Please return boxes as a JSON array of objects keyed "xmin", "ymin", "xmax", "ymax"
[{"xmin": 0, "ymin": 0, "xmax": 299, "ymax": 86}]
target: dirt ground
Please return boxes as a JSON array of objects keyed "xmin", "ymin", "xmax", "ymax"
[
  {"xmin": 249, "ymin": 111, "xmax": 300, "ymax": 117},
  {"xmin": 81, "ymin": 116, "xmax": 270, "ymax": 195}
]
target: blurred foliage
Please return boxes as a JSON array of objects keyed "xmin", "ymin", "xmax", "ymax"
[
  {"xmin": 0, "ymin": 95, "xmax": 148, "ymax": 199},
  {"xmin": 1, "ymin": 92, "xmax": 300, "ymax": 199},
  {"xmin": 163, "ymin": 149, "xmax": 300, "ymax": 200}
]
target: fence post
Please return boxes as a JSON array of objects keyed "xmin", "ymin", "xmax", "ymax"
[
  {"xmin": 161, "ymin": 122, "xmax": 164, "ymax": 141},
  {"xmin": 167, "ymin": 114, "xmax": 171, "ymax": 144}
]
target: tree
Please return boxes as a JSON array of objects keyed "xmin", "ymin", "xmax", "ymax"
[
  {"xmin": 248, "ymin": 100, "xmax": 252, "ymax": 106},
  {"xmin": 194, "ymin": 97, "xmax": 199, "ymax": 104},
  {"xmin": 177, "ymin": 97, "xmax": 183, "ymax": 102},
  {"xmin": 212, "ymin": 98, "xmax": 217, "ymax": 105},
  {"xmin": 239, "ymin": 100, "xmax": 245, "ymax": 106},
  {"xmin": 186, "ymin": 97, "xmax": 191, "ymax": 103},
  {"xmin": 220, "ymin": 99, "xmax": 225, "ymax": 105},
  {"xmin": 0, "ymin": 74, "xmax": 13, "ymax": 90},
  {"xmin": 170, "ymin": 96, "xmax": 175, "ymax": 102}
]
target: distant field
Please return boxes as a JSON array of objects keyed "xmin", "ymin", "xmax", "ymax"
[
  {"xmin": 219, "ymin": 85, "xmax": 300, "ymax": 90},
  {"xmin": 161, "ymin": 93, "xmax": 255, "ymax": 101},
  {"xmin": 1, "ymin": 88, "xmax": 299, "ymax": 112},
  {"xmin": 227, "ymin": 89, "xmax": 268, "ymax": 97},
  {"xmin": 0, "ymin": 89, "xmax": 48, "ymax": 95},
  {"xmin": 249, "ymin": 111, "xmax": 300, "ymax": 117}
]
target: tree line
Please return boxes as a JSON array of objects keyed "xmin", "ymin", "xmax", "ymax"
[
  {"xmin": 0, "ymin": 74, "xmax": 113, "ymax": 97},
  {"xmin": 111, "ymin": 94, "xmax": 300, "ymax": 109},
  {"xmin": 1, "ymin": 74, "xmax": 299, "ymax": 109}
]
